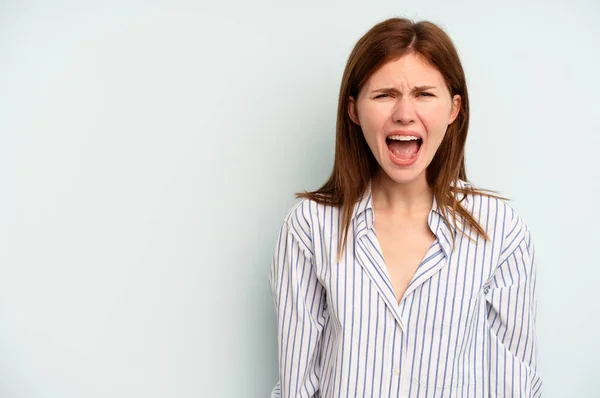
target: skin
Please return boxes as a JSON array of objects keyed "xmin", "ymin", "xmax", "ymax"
[{"xmin": 348, "ymin": 52, "xmax": 462, "ymax": 303}]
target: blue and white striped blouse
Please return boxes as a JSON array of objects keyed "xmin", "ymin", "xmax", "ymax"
[{"xmin": 268, "ymin": 179, "xmax": 541, "ymax": 397}]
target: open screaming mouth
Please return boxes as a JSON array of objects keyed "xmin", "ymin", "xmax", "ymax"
[{"xmin": 386, "ymin": 135, "xmax": 423, "ymax": 160}]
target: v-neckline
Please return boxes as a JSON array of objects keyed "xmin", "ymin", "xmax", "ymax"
[{"xmin": 370, "ymin": 229, "xmax": 440, "ymax": 305}]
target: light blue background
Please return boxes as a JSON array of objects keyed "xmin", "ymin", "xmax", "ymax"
[{"xmin": 1, "ymin": 1, "xmax": 599, "ymax": 397}]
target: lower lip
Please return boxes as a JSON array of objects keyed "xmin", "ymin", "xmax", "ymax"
[{"xmin": 388, "ymin": 142, "xmax": 421, "ymax": 167}]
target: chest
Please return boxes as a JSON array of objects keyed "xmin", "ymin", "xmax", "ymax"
[{"xmin": 374, "ymin": 220, "xmax": 436, "ymax": 304}]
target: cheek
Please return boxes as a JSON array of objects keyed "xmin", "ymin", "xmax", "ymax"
[
  {"xmin": 358, "ymin": 107, "xmax": 389, "ymax": 157},
  {"xmin": 419, "ymin": 104, "xmax": 452, "ymax": 132},
  {"xmin": 359, "ymin": 104, "xmax": 390, "ymax": 134}
]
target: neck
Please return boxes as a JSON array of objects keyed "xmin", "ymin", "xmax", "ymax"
[{"xmin": 371, "ymin": 170, "xmax": 433, "ymax": 216}]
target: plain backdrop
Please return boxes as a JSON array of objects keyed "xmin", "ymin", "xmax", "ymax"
[{"xmin": 1, "ymin": 0, "xmax": 599, "ymax": 397}]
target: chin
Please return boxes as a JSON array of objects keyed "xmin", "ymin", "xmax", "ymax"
[{"xmin": 380, "ymin": 165, "xmax": 427, "ymax": 185}]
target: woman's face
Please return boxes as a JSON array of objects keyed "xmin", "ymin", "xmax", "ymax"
[{"xmin": 349, "ymin": 53, "xmax": 461, "ymax": 186}]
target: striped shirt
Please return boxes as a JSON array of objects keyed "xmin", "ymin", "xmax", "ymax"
[{"xmin": 268, "ymin": 179, "xmax": 541, "ymax": 397}]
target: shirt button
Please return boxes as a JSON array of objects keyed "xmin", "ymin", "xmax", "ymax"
[{"xmin": 393, "ymin": 368, "xmax": 400, "ymax": 376}]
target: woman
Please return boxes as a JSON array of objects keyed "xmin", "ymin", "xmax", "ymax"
[{"xmin": 269, "ymin": 17, "xmax": 541, "ymax": 398}]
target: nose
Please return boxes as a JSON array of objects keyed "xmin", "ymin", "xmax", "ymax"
[{"xmin": 392, "ymin": 97, "xmax": 416, "ymax": 124}]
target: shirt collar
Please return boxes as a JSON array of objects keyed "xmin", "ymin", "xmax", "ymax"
[{"xmin": 353, "ymin": 179, "xmax": 471, "ymax": 257}]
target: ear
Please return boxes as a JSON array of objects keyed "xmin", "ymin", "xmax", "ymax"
[
  {"xmin": 448, "ymin": 94, "xmax": 461, "ymax": 125},
  {"xmin": 348, "ymin": 96, "xmax": 360, "ymax": 125}
]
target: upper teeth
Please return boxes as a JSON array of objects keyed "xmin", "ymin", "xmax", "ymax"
[{"xmin": 388, "ymin": 135, "xmax": 420, "ymax": 141}]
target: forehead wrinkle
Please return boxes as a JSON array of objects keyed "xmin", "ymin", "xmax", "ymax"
[
  {"xmin": 367, "ymin": 72, "xmax": 439, "ymax": 93},
  {"xmin": 360, "ymin": 54, "xmax": 448, "ymax": 97}
]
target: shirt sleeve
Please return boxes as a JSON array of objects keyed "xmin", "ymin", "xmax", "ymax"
[
  {"xmin": 268, "ymin": 220, "xmax": 327, "ymax": 398},
  {"xmin": 484, "ymin": 221, "xmax": 542, "ymax": 397}
]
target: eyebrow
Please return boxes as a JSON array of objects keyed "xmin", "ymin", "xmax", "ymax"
[{"xmin": 371, "ymin": 85, "xmax": 437, "ymax": 94}]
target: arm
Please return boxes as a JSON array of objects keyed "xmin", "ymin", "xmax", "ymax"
[
  {"xmin": 269, "ymin": 220, "xmax": 327, "ymax": 398},
  {"xmin": 485, "ymin": 221, "xmax": 542, "ymax": 397}
]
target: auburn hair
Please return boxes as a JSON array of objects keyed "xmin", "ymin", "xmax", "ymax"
[{"xmin": 297, "ymin": 17, "xmax": 505, "ymax": 261}]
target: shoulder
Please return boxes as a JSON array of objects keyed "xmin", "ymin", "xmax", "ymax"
[
  {"xmin": 280, "ymin": 197, "xmax": 332, "ymax": 259},
  {"xmin": 496, "ymin": 199, "xmax": 533, "ymax": 263},
  {"xmin": 462, "ymin": 182, "xmax": 533, "ymax": 260}
]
